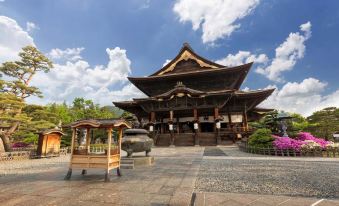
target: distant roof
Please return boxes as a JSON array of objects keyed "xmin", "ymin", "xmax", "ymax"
[{"xmin": 70, "ymin": 119, "xmax": 131, "ymax": 129}]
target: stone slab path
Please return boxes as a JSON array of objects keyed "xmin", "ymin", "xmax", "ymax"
[{"xmin": 0, "ymin": 146, "xmax": 338, "ymax": 205}]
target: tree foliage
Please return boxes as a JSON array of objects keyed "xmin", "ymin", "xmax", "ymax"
[
  {"xmin": 248, "ymin": 128, "xmax": 274, "ymax": 148},
  {"xmin": 0, "ymin": 46, "xmax": 53, "ymax": 151},
  {"xmin": 306, "ymin": 107, "xmax": 339, "ymax": 140}
]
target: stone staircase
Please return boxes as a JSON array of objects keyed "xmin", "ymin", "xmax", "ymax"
[
  {"xmin": 198, "ymin": 133, "xmax": 217, "ymax": 146},
  {"xmin": 120, "ymin": 158, "xmax": 134, "ymax": 169}
]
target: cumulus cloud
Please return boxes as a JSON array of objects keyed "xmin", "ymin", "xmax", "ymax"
[
  {"xmin": 256, "ymin": 22, "xmax": 312, "ymax": 82},
  {"xmin": 173, "ymin": 0, "xmax": 260, "ymax": 44},
  {"xmin": 260, "ymin": 78, "xmax": 339, "ymax": 117},
  {"xmin": 48, "ymin": 47, "xmax": 84, "ymax": 62},
  {"xmin": 216, "ymin": 51, "xmax": 268, "ymax": 66},
  {"xmin": 29, "ymin": 47, "xmax": 144, "ymax": 105},
  {"xmin": 0, "ymin": 16, "xmax": 35, "ymax": 63},
  {"xmin": 26, "ymin": 21, "xmax": 39, "ymax": 33}
]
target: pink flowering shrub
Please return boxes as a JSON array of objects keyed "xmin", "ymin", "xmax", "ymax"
[
  {"xmin": 12, "ymin": 142, "xmax": 29, "ymax": 148},
  {"xmin": 296, "ymin": 132, "xmax": 329, "ymax": 149},
  {"xmin": 272, "ymin": 132, "xmax": 331, "ymax": 151},
  {"xmin": 272, "ymin": 137, "xmax": 305, "ymax": 151}
]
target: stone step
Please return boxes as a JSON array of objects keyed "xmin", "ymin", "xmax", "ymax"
[
  {"xmin": 120, "ymin": 163, "xmax": 134, "ymax": 169},
  {"xmin": 121, "ymin": 158, "xmax": 135, "ymax": 169}
]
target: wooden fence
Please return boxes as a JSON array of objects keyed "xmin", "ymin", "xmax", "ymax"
[{"xmin": 238, "ymin": 143, "xmax": 339, "ymax": 157}]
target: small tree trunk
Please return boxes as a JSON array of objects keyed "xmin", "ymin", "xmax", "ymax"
[{"xmin": 0, "ymin": 134, "xmax": 12, "ymax": 152}]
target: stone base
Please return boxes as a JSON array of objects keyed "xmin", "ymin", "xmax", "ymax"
[{"xmin": 122, "ymin": 156, "xmax": 155, "ymax": 168}]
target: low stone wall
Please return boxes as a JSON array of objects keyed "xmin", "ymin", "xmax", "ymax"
[
  {"xmin": 0, "ymin": 147, "xmax": 69, "ymax": 162},
  {"xmin": 238, "ymin": 142, "xmax": 339, "ymax": 157}
]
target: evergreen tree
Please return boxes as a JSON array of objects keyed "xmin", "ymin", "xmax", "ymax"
[{"xmin": 0, "ymin": 46, "xmax": 53, "ymax": 151}]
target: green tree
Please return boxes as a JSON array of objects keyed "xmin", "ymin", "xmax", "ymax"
[
  {"xmin": 248, "ymin": 128, "xmax": 274, "ymax": 148},
  {"xmin": 0, "ymin": 46, "xmax": 53, "ymax": 151},
  {"xmin": 306, "ymin": 107, "xmax": 339, "ymax": 140}
]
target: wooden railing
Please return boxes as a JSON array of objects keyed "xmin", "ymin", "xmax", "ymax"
[
  {"xmin": 73, "ymin": 144, "xmax": 120, "ymax": 155},
  {"xmin": 238, "ymin": 142, "xmax": 339, "ymax": 157}
]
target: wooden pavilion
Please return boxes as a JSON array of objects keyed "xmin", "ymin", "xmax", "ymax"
[
  {"xmin": 114, "ymin": 43, "xmax": 274, "ymax": 146},
  {"xmin": 64, "ymin": 119, "xmax": 131, "ymax": 182}
]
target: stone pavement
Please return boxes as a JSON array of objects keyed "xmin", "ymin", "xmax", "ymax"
[
  {"xmin": 0, "ymin": 147, "xmax": 204, "ymax": 206},
  {"xmin": 193, "ymin": 192, "xmax": 339, "ymax": 206},
  {"xmin": 0, "ymin": 146, "xmax": 338, "ymax": 206}
]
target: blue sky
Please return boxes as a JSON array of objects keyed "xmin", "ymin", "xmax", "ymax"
[{"xmin": 0, "ymin": 0, "xmax": 338, "ymax": 116}]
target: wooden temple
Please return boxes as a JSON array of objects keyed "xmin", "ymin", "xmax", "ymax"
[{"xmin": 114, "ymin": 43, "xmax": 274, "ymax": 146}]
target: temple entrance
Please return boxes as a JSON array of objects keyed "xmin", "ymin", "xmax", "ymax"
[{"xmin": 200, "ymin": 122, "xmax": 214, "ymax": 133}]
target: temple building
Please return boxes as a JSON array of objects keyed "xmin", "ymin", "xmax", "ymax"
[{"xmin": 114, "ymin": 43, "xmax": 274, "ymax": 146}]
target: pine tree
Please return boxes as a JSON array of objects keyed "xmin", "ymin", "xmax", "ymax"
[{"xmin": 0, "ymin": 46, "xmax": 53, "ymax": 151}]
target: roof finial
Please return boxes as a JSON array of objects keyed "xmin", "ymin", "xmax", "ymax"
[{"xmin": 183, "ymin": 42, "xmax": 193, "ymax": 51}]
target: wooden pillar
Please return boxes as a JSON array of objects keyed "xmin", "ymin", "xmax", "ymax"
[
  {"xmin": 214, "ymin": 108, "xmax": 221, "ymax": 145},
  {"xmin": 82, "ymin": 127, "xmax": 91, "ymax": 175},
  {"xmin": 85, "ymin": 128, "xmax": 90, "ymax": 153},
  {"xmin": 169, "ymin": 110, "xmax": 175, "ymax": 147},
  {"xmin": 105, "ymin": 128, "xmax": 112, "ymax": 182},
  {"xmin": 169, "ymin": 110, "xmax": 174, "ymax": 122},
  {"xmin": 117, "ymin": 127, "xmax": 122, "ymax": 176},
  {"xmin": 228, "ymin": 112, "xmax": 235, "ymax": 143},
  {"xmin": 243, "ymin": 111, "xmax": 248, "ymax": 132},
  {"xmin": 64, "ymin": 127, "xmax": 76, "ymax": 180},
  {"xmin": 193, "ymin": 108, "xmax": 199, "ymax": 146},
  {"xmin": 150, "ymin": 111, "xmax": 155, "ymax": 123}
]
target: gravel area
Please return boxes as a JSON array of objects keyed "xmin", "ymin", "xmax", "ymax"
[
  {"xmin": 195, "ymin": 157, "xmax": 339, "ymax": 198},
  {"xmin": 0, "ymin": 155, "xmax": 70, "ymax": 177}
]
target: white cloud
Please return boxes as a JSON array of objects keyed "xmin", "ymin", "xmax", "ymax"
[
  {"xmin": 0, "ymin": 16, "xmax": 35, "ymax": 63},
  {"xmin": 216, "ymin": 50, "xmax": 268, "ymax": 66},
  {"xmin": 26, "ymin": 21, "xmax": 39, "ymax": 33},
  {"xmin": 173, "ymin": 0, "xmax": 260, "ymax": 44},
  {"xmin": 29, "ymin": 47, "xmax": 144, "ymax": 105},
  {"xmin": 256, "ymin": 22, "xmax": 312, "ymax": 82},
  {"xmin": 48, "ymin": 47, "xmax": 84, "ymax": 62},
  {"xmin": 260, "ymin": 78, "xmax": 339, "ymax": 117}
]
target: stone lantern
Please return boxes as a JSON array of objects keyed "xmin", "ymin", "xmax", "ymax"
[{"xmin": 276, "ymin": 112, "xmax": 292, "ymax": 137}]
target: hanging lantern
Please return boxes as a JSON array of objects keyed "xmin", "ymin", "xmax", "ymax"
[
  {"xmin": 149, "ymin": 125, "xmax": 154, "ymax": 132},
  {"xmin": 194, "ymin": 122, "xmax": 199, "ymax": 130},
  {"xmin": 169, "ymin": 124, "xmax": 173, "ymax": 131},
  {"xmin": 216, "ymin": 121, "xmax": 221, "ymax": 129}
]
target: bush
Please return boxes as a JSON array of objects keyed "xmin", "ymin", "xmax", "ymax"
[{"xmin": 248, "ymin": 129, "xmax": 274, "ymax": 148}]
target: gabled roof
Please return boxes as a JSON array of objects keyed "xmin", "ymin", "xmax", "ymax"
[
  {"xmin": 128, "ymin": 62, "xmax": 252, "ymax": 97},
  {"xmin": 150, "ymin": 43, "xmax": 225, "ymax": 76}
]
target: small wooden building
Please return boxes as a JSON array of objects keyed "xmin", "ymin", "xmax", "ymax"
[
  {"xmin": 37, "ymin": 129, "xmax": 64, "ymax": 157},
  {"xmin": 64, "ymin": 119, "xmax": 131, "ymax": 182}
]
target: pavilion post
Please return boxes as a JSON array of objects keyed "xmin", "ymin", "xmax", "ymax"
[
  {"xmin": 117, "ymin": 127, "xmax": 123, "ymax": 176},
  {"xmin": 64, "ymin": 128, "xmax": 76, "ymax": 180},
  {"xmin": 105, "ymin": 128, "xmax": 112, "ymax": 182},
  {"xmin": 82, "ymin": 127, "xmax": 91, "ymax": 175}
]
